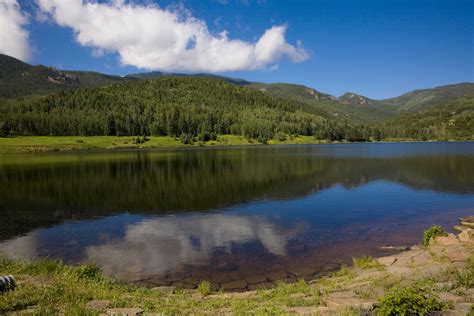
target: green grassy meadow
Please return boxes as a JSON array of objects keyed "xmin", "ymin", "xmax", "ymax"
[{"xmin": 0, "ymin": 135, "xmax": 326, "ymax": 154}]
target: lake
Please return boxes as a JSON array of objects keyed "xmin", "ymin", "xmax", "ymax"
[{"xmin": 1, "ymin": 142, "xmax": 473, "ymax": 290}]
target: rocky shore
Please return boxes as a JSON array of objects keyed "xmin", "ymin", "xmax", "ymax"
[
  {"xmin": 143, "ymin": 216, "xmax": 474, "ymax": 315},
  {"xmin": 3, "ymin": 216, "xmax": 473, "ymax": 315}
]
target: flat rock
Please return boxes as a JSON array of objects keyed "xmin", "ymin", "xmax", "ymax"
[
  {"xmin": 460, "ymin": 221, "xmax": 474, "ymax": 229},
  {"xmin": 454, "ymin": 225, "xmax": 468, "ymax": 232},
  {"xmin": 385, "ymin": 266, "xmax": 414, "ymax": 276},
  {"xmin": 243, "ymin": 274, "xmax": 268, "ymax": 284},
  {"xmin": 445, "ymin": 246, "xmax": 470, "ymax": 262},
  {"xmin": 460, "ymin": 215, "xmax": 474, "ymax": 223},
  {"xmin": 325, "ymin": 297, "xmax": 375, "ymax": 309},
  {"xmin": 265, "ymin": 270, "xmax": 288, "ymax": 281},
  {"xmin": 433, "ymin": 234, "xmax": 459, "ymax": 246},
  {"xmin": 453, "ymin": 303, "xmax": 473, "ymax": 315},
  {"xmin": 458, "ymin": 230, "xmax": 473, "ymax": 242},
  {"xmin": 86, "ymin": 300, "xmax": 110, "ymax": 310},
  {"xmin": 438, "ymin": 292, "xmax": 464, "ymax": 303},
  {"xmin": 107, "ymin": 308, "xmax": 143, "ymax": 316},
  {"xmin": 377, "ymin": 256, "xmax": 397, "ymax": 267},
  {"xmin": 221, "ymin": 279, "xmax": 248, "ymax": 291}
]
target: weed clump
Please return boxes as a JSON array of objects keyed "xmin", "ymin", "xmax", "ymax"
[
  {"xmin": 423, "ymin": 225, "xmax": 447, "ymax": 246},
  {"xmin": 352, "ymin": 256, "xmax": 383, "ymax": 270},
  {"xmin": 375, "ymin": 284, "xmax": 449, "ymax": 315},
  {"xmin": 197, "ymin": 280, "xmax": 211, "ymax": 297}
]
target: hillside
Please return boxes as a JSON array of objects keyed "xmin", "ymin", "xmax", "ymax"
[
  {"xmin": 375, "ymin": 82, "xmax": 474, "ymax": 112},
  {"xmin": 1, "ymin": 76, "xmax": 358, "ymax": 141},
  {"xmin": 247, "ymin": 82, "xmax": 394, "ymax": 123},
  {"xmin": 0, "ymin": 53, "xmax": 473, "ymax": 141},
  {"xmin": 0, "ymin": 54, "xmax": 134, "ymax": 99},
  {"xmin": 380, "ymin": 95, "xmax": 474, "ymax": 140},
  {"xmin": 338, "ymin": 93, "xmax": 374, "ymax": 106}
]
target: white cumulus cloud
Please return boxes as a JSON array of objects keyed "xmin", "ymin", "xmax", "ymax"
[
  {"xmin": 36, "ymin": 0, "xmax": 308, "ymax": 72},
  {"xmin": 0, "ymin": 0, "xmax": 31, "ymax": 61}
]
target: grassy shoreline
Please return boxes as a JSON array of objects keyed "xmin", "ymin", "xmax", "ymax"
[
  {"xmin": 0, "ymin": 221, "xmax": 473, "ymax": 315},
  {"xmin": 0, "ymin": 135, "xmax": 470, "ymax": 154}
]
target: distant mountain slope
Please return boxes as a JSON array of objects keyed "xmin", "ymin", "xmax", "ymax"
[
  {"xmin": 247, "ymin": 82, "xmax": 393, "ymax": 123},
  {"xmin": 381, "ymin": 95, "xmax": 474, "ymax": 140},
  {"xmin": 126, "ymin": 71, "xmax": 251, "ymax": 85},
  {"xmin": 1, "ymin": 53, "xmax": 473, "ymax": 128},
  {"xmin": 376, "ymin": 83, "xmax": 474, "ymax": 112},
  {"xmin": 0, "ymin": 54, "xmax": 134, "ymax": 99},
  {"xmin": 338, "ymin": 93, "xmax": 374, "ymax": 106},
  {"xmin": 0, "ymin": 53, "xmax": 31, "ymax": 79}
]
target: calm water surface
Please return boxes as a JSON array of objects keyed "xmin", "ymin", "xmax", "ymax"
[{"xmin": 1, "ymin": 142, "xmax": 473, "ymax": 288}]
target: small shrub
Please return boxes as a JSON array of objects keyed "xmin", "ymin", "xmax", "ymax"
[
  {"xmin": 257, "ymin": 135, "xmax": 268, "ymax": 144},
  {"xmin": 72, "ymin": 264, "xmax": 102, "ymax": 281},
  {"xmin": 423, "ymin": 225, "xmax": 447, "ymax": 246},
  {"xmin": 329, "ymin": 265, "xmax": 356, "ymax": 279},
  {"xmin": 274, "ymin": 131, "xmax": 286, "ymax": 142},
  {"xmin": 197, "ymin": 280, "xmax": 211, "ymax": 296},
  {"xmin": 352, "ymin": 256, "xmax": 382, "ymax": 270},
  {"xmin": 197, "ymin": 131, "xmax": 210, "ymax": 142},
  {"xmin": 454, "ymin": 254, "xmax": 474, "ymax": 288},
  {"xmin": 179, "ymin": 133, "xmax": 194, "ymax": 145},
  {"xmin": 0, "ymin": 121, "xmax": 10, "ymax": 137},
  {"xmin": 75, "ymin": 139, "xmax": 84, "ymax": 143},
  {"xmin": 375, "ymin": 285, "xmax": 448, "ymax": 315}
]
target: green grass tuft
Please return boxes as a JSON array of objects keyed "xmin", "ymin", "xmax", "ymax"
[
  {"xmin": 423, "ymin": 225, "xmax": 448, "ymax": 246},
  {"xmin": 197, "ymin": 280, "xmax": 212, "ymax": 297},
  {"xmin": 352, "ymin": 256, "xmax": 383, "ymax": 270}
]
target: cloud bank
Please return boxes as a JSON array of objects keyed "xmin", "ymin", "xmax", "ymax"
[
  {"xmin": 0, "ymin": 0, "xmax": 31, "ymax": 61},
  {"xmin": 36, "ymin": 0, "xmax": 308, "ymax": 72}
]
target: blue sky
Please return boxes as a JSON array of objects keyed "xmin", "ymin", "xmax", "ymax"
[{"xmin": 3, "ymin": 0, "xmax": 474, "ymax": 99}]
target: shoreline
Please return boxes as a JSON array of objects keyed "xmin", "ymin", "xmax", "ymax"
[
  {"xmin": 0, "ymin": 135, "xmax": 472, "ymax": 154},
  {"xmin": 1, "ymin": 216, "xmax": 472, "ymax": 315}
]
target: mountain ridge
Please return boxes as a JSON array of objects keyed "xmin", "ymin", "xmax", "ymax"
[{"xmin": 0, "ymin": 53, "xmax": 473, "ymax": 127}]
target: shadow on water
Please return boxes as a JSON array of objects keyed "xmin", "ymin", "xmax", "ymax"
[{"xmin": 0, "ymin": 143, "xmax": 473, "ymax": 288}]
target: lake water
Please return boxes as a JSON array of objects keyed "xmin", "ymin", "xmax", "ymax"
[{"xmin": 1, "ymin": 142, "xmax": 473, "ymax": 290}]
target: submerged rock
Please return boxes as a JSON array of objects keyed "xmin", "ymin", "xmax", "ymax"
[
  {"xmin": 460, "ymin": 215, "xmax": 474, "ymax": 223},
  {"xmin": 380, "ymin": 245, "xmax": 410, "ymax": 251},
  {"xmin": 221, "ymin": 279, "xmax": 248, "ymax": 291}
]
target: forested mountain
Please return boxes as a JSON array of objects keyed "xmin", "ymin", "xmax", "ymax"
[
  {"xmin": 3, "ymin": 76, "xmax": 372, "ymax": 142},
  {"xmin": 380, "ymin": 95, "xmax": 474, "ymax": 140},
  {"xmin": 0, "ymin": 53, "xmax": 472, "ymax": 142},
  {"xmin": 247, "ymin": 82, "xmax": 393, "ymax": 123},
  {"xmin": 0, "ymin": 54, "xmax": 134, "ymax": 99}
]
